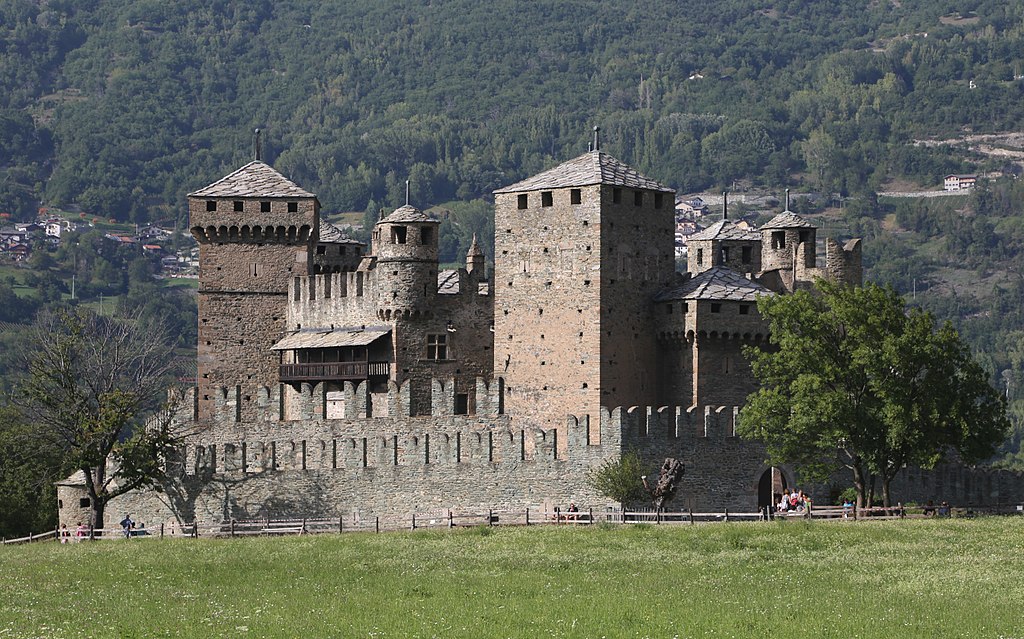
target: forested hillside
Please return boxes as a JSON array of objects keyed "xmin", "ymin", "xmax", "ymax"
[{"xmin": 3, "ymin": 0, "xmax": 1024, "ymax": 224}]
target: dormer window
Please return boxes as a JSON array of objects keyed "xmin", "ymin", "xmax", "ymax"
[{"xmin": 392, "ymin": 226, "xmax": 407, "ymax": 244}]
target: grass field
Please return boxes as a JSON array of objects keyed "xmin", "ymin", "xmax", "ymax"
[{"xmin": 2, "ymin": 518, "xmax": 1023, "ymax": 638}]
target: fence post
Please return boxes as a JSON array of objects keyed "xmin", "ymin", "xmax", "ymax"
[
  {"xmin": 339, "ymin": 517, "xmax": 343, "ymax": 534},
  {"xmin": 853, "ymin": 503, "xmax": 858, "ymax": 521},
  {"xmin": 89, "ymin": 524, "xmax": 95, "ymax": 541},
  {"xmin": 160, "ymin": 523, "xmax": 164, "ymax": 539},
  {"xmin": 230, "ymin": 519, "xmax": 235, "ymax": 537},
  {"xmin": 899, "ymin": 503, "xmax": 905, "ymax": 519},
  {"xmin": 724, "ymin": 509, "xmax": 729, "ymax": 522},
  {"xmin": 375, "ymin": 516, "xmax": 379, "ymax": 533},
  {"xmin": 689, "ymin": 510, "xmax": 694, "ymax": 525},
  {"xmin": 193, "ymin": 522, "xmax": 198, "ymax": 539},
  {"xmin": 411, "ymin": 513, "xmax": 416, "ymax": 531},
  {"xmin": 488, "ymin": 509, "xmax": 493, "ymax": 526},
  {"xmin": 525, "ymin": 508, "xmax": 529, "ymax": 526},
  {"xmin": 301, "ymin": 518, "xmax": 306, "ymax": 534},
  {"xmin": 448, "ymin": 510, "xmax": 453, "ymax": 528},
  {"xmin": 588, "ymin": 507, "xmax": 593, "ymax": 525}
]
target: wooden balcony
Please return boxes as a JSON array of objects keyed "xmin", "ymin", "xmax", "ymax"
[{"xmin": 279, "ymin": 361, "xmax": 390, "ymax": 383}]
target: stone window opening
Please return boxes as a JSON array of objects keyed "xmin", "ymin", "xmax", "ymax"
[
  {"xmin": 427, "ymin": 334, "xmax": 448, "ymax": 360},
  {"xmin": 723, "ymin": 356, "xmax": 732, "ymax": 374},
  {"xmin": 772, "ymin": 231, "xmax": 786, "ymax": 249},
  {"xmin": 711, "ymin": 303, "xmax": 722, "ymax": 313},
  {"xmin": 584, "ymin": 280, "xmax": 591, "ymax": 286},
  {"xmin": 316, "ymin": 245, "xmax": 326, "ymax": 255},
  {"xmin": 79, "ymin": 497, "xmax": 91, "ymax": 508},
  {"xmin": 612, "ymin": 188, "xmax": 622, "ymax": 204},
  {"xmin": 541, "ymin": 191, "xmax": 553, "ymax": 207},
  {"xmin": 720, "ymin": 247, "xmax": 730, "ymax": 263},
  {"xmin": 633, "ymin": 191, "xmax": 643, "ymax": 207},
  {"xmin": 665, "ymin": 304, "xmax": 673, "ymax": 314},
  {"xmin": 260, "ymin": 201, "xmax": 271, "ymax": 212},
  {"xmin": 571, "ymin": 189, "xmax": 581, "ymax": 204},
  {"xmin": 538, "ymin": 308, "xmax": 543, "ymax": 315},
  {"xmin": 288, "ymin": 202, "xmax": 298, "ymax": 213},
  {"xmin": 742, "ymin": 246, "xmax": 752, "ymax": 264},
  {"xmin": 206, "ymin": 200, "xmax": 217, "ymax": 211},
  {"xmin": 582, "ymin": 383, "xmax": 588, "ymax": 389},
  {"xmin": 391, "ymin": 226, "xmax": 407, "ymax": 244},
  {"xmin": 654, "ymin": 193, "xmax": 664, "ymax": 209},
  {"xmin": 517, "ymin": 194, "xmax": 528, "ymax": 209},
  {"xmin": 455, "ymin": 394, "xmax": 469, "ymax": 415},
  {"xmin": 739, "ymin": 304, "xmax": 750, "ymax": 315},
  {"xmin": 420, "ymin": 227, "xmax": 433, "ymax": 245},
  {"xmin": 234, "ymin": 201, "xmax": 244, "ymax": 212},
  {"xmin": 799, "ymin": 230, "xmax": 810, "ymax": 244},
  {"xmin": 696, "ymin": 248, "xmax": 703, "ymax": 266}
]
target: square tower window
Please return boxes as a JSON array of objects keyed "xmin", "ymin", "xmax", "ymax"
[
  {"xmin": 711, "ymin": 303, "xmax": 722, "ymax": 313},
  {"xmin": 612, "ymin": 188, "xmax": 622, "ymax": 203},
  {"xmin": 633, "ymin": 191, "xmax": 643, "ymax": 206},
  {"xmin": 541, "ymin": 192, "xmax": 553, "ymax": 207},
  {"xmin": 392, "ymin": 226, "xmax": 407, "ymax": 244},
  {"xmin": 570, "ymin": 189, "xmax": 581, "ymax": 204},
  {"xmin": 742, "ymin": 246, "xmax": 752, "ymax": 264},
  {"xmin": 206, "ymin": 200, "xmax": 217, "ymax": 211},
  {"xmin": 234, "ymin": 201, "xmax": 244, "ymax": 212},
  {"xmin": 654, "ymin": 193, "xmax": 664, "ymax": 209},
  {"xmin": 420, "ymin": 227, "xmax": 433, "ymax": 245},
  {"xmin": 288, "ymin": 202, "xmax": 298, "ymax": 213},
  {"xmin": 427, "ymin": 334, "xmax": 448, "ymax": 360},
  {"xmin": 696, "ymin": 248, "xmax": 703, "ymax": 266},
  {"xmin": 772, "ymin": 231, "xmax": 786, "ymax": 249},
  {"xmin": 739, "ymin": 304, "xmax": 750, "ymax": 315},
  {"xmin": 517, "ymin": 194, "xmax": 528, "ymax": 209},
  {"xmin": 799, "ymin": 230, "xmax": 811, "ymax": 244},
  {"xmin": 260, "ymin": 201, "xmax": 271, "ymax": 212}
]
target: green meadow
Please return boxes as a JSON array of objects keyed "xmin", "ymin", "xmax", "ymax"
[{"xmin": 2, "ymin": 518, "xmax": 1023, "ymax": 638}]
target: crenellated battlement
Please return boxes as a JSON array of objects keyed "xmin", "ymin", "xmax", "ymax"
[{"xmin": 291, "ymin": 271, "xmax": 374, "ymax": 304}]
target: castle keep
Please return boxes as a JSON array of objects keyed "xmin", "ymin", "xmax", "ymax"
[{"xmin": 57, "ymin": 141, "xmax": 1024, "ymax": 528}]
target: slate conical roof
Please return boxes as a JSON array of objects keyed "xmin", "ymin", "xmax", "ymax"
[
  {"xmin": 380, "ymin": 204, "xmax": 437, "ymax": 224},
  {"xmin": 655, "ymin": 266, "xmax": 773, "ymax": 302},
  {"xmin": 762, "ymin": 211, "xmax": 817, "ymax": 230},
  {"xmin": 493, "ymin": 150, "xmax": 673, "ymax": 194},
  {"xmin": 688, "ymin": 219, "xmax": 761, "ymax": 242},
  {"xmin": 188, "ymin": 161, "xmax": 315, "ymax": 198}
]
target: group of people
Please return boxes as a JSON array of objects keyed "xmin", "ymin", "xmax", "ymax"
[
  {"xmin": 58, "ymin": 522, "xmax": 90, "ymax": 543},
  {"xmin": 777, "ymin": 489, "xmax": 810, "ymax": 514},
  {"xmin": 57, "ymin": 514, "xmax": 143, "ymax": 542}
]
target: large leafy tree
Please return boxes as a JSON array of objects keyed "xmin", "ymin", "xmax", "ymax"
[
  {"xmin": 14, "ymin": 308, "xmax": 182, "ymax": 530},
  {"xmin": 738, "ymin": 280, "xmax": 1009, "ymax": 508}
]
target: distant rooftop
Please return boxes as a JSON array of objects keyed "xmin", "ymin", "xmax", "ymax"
[
  {"xmin": 688, "ymin": 219, "xmax": 761, "ymax": 242},
  {"xmin": 319, "ymin": 220, "xmax": 363, "ymax": 244},
  {"xmin": 189, "ymin": 161, "xmax": 315, "ymax": 198},
  {"xmin": 494, "ymin": 150, "xmax": 673, "ymax": 194},
  {"xmin": 655, "ymin": 266, "xmax": 774, "ymax": 303}
]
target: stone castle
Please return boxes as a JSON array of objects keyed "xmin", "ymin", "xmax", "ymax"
[{"xmin": 57, "ymin": 137, "xmax": 1024, "ymax": 527}]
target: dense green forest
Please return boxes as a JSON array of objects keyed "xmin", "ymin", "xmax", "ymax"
[
  {"xmin": 3, "ymin": 0, "xmax": 1024, "ymax": 224},
  {"xmin": 7, "ymin": 0, "xmax": 1024, "ymax": 535}
]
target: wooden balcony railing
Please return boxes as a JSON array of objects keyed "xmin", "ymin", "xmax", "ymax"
[{"xmin": 279, "ymin": 361, "xmax": 390, "ymax": 382}]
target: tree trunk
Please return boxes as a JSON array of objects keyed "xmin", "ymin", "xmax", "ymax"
[
  {"xmin": 882, "ymin": 474, "xmax": 894, "ymax": 508},
  {"xmin": 867, "ymin": 475, "xmax": 877, "ymax": 508},
  {"xmin": 93, "ymin": 498, "xmax": 105, "ymax": 533},
  {"xmin": 851, "ymin": 463, "xmax": 867, "ymax": 510}
]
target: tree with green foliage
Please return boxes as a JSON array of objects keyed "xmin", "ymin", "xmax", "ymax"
[
  {"xmin": 587, "ymin": 450, "xmax": 649, "ymax": 507},
  {"xmin": 13, "ymin": 308, "xmax": 183, "ymax": 531},
  {"xmin": 738, "ymin": 280, "xmax": 1009, "ymax": 508}
]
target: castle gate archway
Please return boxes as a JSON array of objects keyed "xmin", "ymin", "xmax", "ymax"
[{"xmin": 757, "ymin": 467, "xmax": 787, "ymax": 512}]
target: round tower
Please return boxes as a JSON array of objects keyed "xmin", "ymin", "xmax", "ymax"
[{"xmin": 372, "ymin": 204, "xmax": 439, "ymax": 318}]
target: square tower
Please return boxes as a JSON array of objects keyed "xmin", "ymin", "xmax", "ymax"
[
  {"xmin": 493, "ymin": 150, "xmax": 675, "ymax": 434},
  {"xmin": 188, "ymin": 161, "xmax": 318, "ymax": 421}
]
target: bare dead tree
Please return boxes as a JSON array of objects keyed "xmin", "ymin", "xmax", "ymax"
[
  {"xmin": 641, "ymin": 458, "xmax": 685, "ymax": 511},
  {"xmin": 14, "ymin": 308, "xmax": 184, "ymax": 530}
]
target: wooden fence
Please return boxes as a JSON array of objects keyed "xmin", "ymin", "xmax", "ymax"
[{"xmin": 4, "ymin": 503, "xmax": 1015, "ymax": 545}]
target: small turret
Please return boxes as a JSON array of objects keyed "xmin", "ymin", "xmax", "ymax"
[
  {"xmin": 466, "ymin": 234, "xmax": 484, "ymax": 276},
  {"xmin": 372, "ymin": 203, "xmax": 439, "ymax": 316}
]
